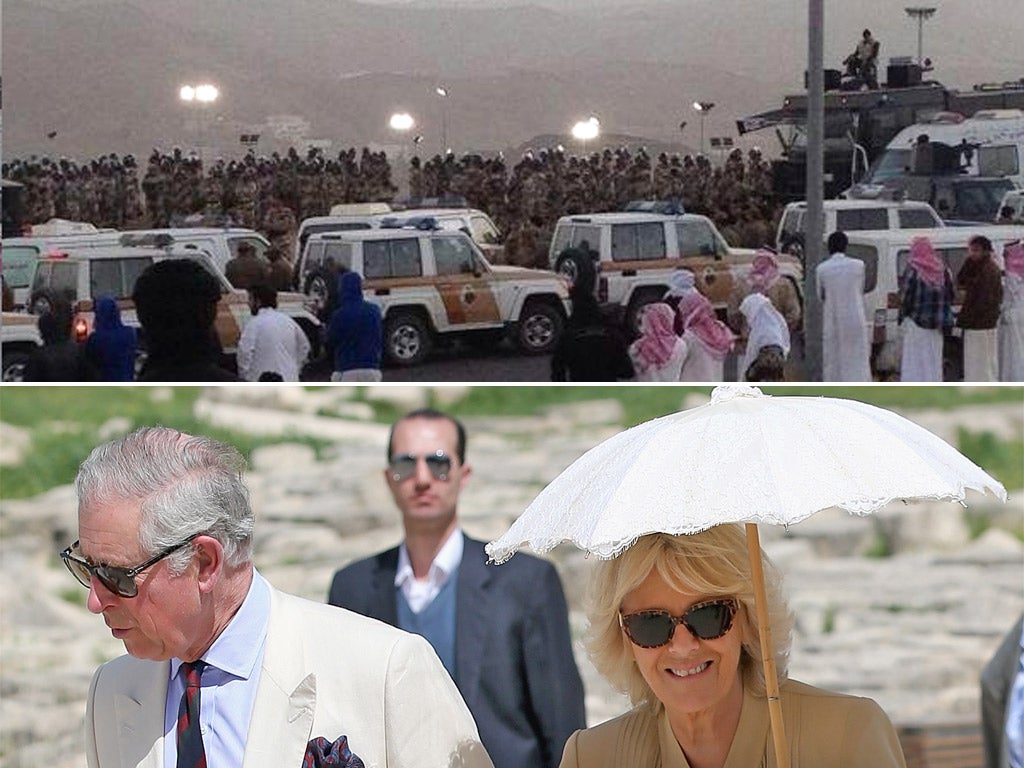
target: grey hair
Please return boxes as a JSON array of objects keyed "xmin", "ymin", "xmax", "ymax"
[{"xmin": 75, "ymin": 426, "xmax": 254, "ymax": 572}]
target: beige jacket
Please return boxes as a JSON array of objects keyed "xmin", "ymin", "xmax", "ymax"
[
  {"xmin": 84, "ymin": 587, "xmax": 492, "ymax": 768},
  {"xmin": 559, "ymin": 679, "xmax": 907, "ymax": 768}
]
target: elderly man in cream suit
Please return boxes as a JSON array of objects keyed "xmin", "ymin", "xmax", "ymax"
[{"xmin": 64, "ymin": 426, "xmax": 491, "ymax": 768}]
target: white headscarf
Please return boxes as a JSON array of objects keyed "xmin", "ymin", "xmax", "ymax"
[
  {"xmin": 739, "ymin": 292, "xmax": 791, "ymax": 375},
  {"xmin": 664, "ymin": 269, "xmax": 697, "ymax": 299}
]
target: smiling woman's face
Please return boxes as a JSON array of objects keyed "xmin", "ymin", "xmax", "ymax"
[{"xmin": 620, "ymin": 568, "xmax": 745, "ymax": 723}]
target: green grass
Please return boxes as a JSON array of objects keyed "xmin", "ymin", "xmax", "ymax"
[
  {"xmin": 957, "ymin": 428, "xmax": 1024, "ymax": 493},
  {"xmin": 59, "ymin": 588, "xmax": 86, "ymax": 606},
  {"xmin": 0, "ymin": 387, "xmax": 330, "ymax": 500},
  {"xmin": 452, "ymin": 385, "xmax": 1023, "ymax": 430},
  {"xmin": 864, "ymin": 530, "xmax": 895, "ymax": 559},
  {"xmin": 1, "ymin": 385, "xmax": 1021, "ymax": 500},
  {"xmin": 963, "ymin": 510, "xmax": 992, "ymax": 540},
  {"xmin": 821, "ymin": 604, "xmax": 837, "ymax": 634}
]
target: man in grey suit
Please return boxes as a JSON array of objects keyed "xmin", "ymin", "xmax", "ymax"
[
  {"xmin": 65, "ymin": 426, "xmax": 491, "ymax": 768},
  {"xmin": 328, "ymin": 408, "xmax": 586, "ymax": 768}
]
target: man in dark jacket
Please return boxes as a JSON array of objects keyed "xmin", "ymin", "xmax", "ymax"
[
  {"xmin": 132, "ymin": 259, "xmax": 238, "ymax": 382},
  {"xmin": 224, "ymin": 241, "xmax": 271, "ymax": 290},
  {"xmin": 957, "ymin": 235, "xmax": 1003, "ymax": 381},
  {"xmin": 25, "ymin": 299, "xmax": 94, "ymax": 381},
  {"xmin": 328, "ymin": 409, "xmax": 586, "ymax": 768},
  {"xmin": 551, "ymin": 287, "xmax": 634, "ymax": 381}
]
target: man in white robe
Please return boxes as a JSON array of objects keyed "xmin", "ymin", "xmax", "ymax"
[{"xmin": 815, "ymin": 231, "xmax": 872, "ymax": 381}]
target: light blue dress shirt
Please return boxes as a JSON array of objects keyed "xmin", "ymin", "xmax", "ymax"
[{"xmin": 164, "ymin": 569, "xmax": 270, "ymax": 767}]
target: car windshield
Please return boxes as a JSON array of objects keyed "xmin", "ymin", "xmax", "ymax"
[
  {"xmin": 865, "ymin": 149, "xmax": 912, "ymax": 183},
  {"xmin": 955, "ymin": 181, "xmax": 1014, "ymax": 220},
  {"xmin": 2, "ymin": 245, "xmax": 39, "ymax": 289}
]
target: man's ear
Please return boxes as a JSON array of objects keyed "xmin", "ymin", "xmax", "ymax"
[{"xmin": 193, "ymin": 535, "xmax": 225, "ymax": 593}]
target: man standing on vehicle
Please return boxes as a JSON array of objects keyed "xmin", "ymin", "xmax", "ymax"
[
  {"xmin": 855, "ymin": 29, "xmax": 880, "ymax": 90},
  {"xmin": 327, "ymin": 408, "xmax": 586, "ymax": 768},
  {"xmin": 816, "ymin": 230, "xmax": 872, "ymax": 381},
  {"xmin": 957, "ymin": 235, "xmax": 1003, "ymax": 381}
]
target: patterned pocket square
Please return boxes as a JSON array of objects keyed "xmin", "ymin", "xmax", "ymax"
[{"xmin": 302, "ymin": 735, "xmax": 365, "ymax": 768}]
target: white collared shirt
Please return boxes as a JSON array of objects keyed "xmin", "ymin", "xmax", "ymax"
[
  {"xmin": 164, "ymin": 569, "xmax": 270, "ymax": 768},
  {"xmin": 395, "ymin": 529, "xmax": 464, "ymax": 614},
  {"xmin": 236, "ymin": 307, "xmax": 311, "ymax": 382}
]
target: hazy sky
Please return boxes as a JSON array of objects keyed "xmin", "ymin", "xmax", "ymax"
[{"xmin": 2, "ymin": 0, "xmax": 1018, "ymax": 159}]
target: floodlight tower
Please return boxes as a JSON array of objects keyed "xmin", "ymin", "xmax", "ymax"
[
  {"xmin": 693, "ymin": 101, "xmax": 715, "ymax": 155},
  {"xmin": 905, "ymin": 7, "xmax": 936, "ymax": 67},
  {"xmin": 435, "ymin": 86, "xmax": 450, "ymax": 155}
]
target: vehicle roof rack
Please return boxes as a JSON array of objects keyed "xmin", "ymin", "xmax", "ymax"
[
  {"xmin": 380, "ymin": 215, "xmax": 440, "ymax": 231},
  {"xmin": 390, "ymin": 194, "xmax": 470, "ymax": 211},
  {"xmin": 623, "ymin": 199, "xmax": 686, "ymax": 215},
  {"xmin": 119, "ymin": 232, "xmax": 176, "ymax": 248}
]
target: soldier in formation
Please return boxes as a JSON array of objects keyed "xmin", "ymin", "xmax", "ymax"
[{"xmin": 8, "ymin": 141, "xmax": 781, "ymax": 271}]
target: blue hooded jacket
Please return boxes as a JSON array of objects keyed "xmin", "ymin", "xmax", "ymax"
[
  {"xmin": 327, "ymin": 271, "xmax": 383, "ymax": 372},
  {"xmin": 85, "ymin": 296, "xmax": 137, "ymax": 381}
]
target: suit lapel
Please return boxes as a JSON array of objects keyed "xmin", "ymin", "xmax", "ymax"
[
  {"xmin": 243, "ymin": 588, "xmax": 317, "ymax": 768},
  {"xmin": 115, "ymin": 661, "xmax": 169, "ymax": 768},
  {"xmin": 372, "ymin": 548, "xmax": 400, "ymax": 625},
  {"xmin": 455, "ymin": 537, "xmax": 492, "ymax": 703}
]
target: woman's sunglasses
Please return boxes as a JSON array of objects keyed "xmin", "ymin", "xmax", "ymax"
[
  {"xmin": 619, "ymin": 597, "xmax": 738, "ymax": 648},
  {"xmin": 60, "ymin": 533, "xmax": 200, "ymax": 598},
  {"xmin": 388, "ymin": 451, "xmax": 453, "ymax": 482}
]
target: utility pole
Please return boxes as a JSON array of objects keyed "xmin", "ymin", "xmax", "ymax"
[{"xmin": 804, "ymin": 0, "xmax": 825, "ymax": 382}]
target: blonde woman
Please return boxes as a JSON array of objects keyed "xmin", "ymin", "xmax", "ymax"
[{"xmin": 560, "ymin": 526, "xmax": 906, "ymax": 768}]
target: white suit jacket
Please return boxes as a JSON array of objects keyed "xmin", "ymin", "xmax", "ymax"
[{"xmin": 84, "ymin": 586, "xmax": 493, "ymax": 768}]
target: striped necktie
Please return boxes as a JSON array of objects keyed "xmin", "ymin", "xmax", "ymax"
[{"xmin": 176, "ymin": 660, "xmax": 207, "ymax": 768}]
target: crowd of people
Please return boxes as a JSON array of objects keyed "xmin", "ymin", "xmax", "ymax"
[
  {"xmin": 815, "ymin": 231, "xmax": 1023, "ymax": 383},
  {"xmin": 410, "ymin": 145, "xmax": 777, "ymax": 266},
  {"xmin": 3, "ymin": 147, "xmax": 398, "ymax": 233},
  {"xmin": 550, "ymin": 249, "xmax": 798, "ymax": 383},
  {"xmin": 5, "ymin": 142, "xmax": 780, "ymax": 269},
  {"xmin": 8, "ymin": 145, "xmax": 1022, "ymax": 384}
]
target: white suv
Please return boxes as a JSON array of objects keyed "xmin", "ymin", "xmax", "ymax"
[
  {"xmin": 381, "ymin": 208, "xmax": 505, "ymax": 263},
  {"xmin": 775, "ymin": 199, "xmax": 944, "ymax": 257},
  {"xmin": 25, "ymin": 244, "xmax": 321, "ymax": 363},
  {"xmin": 302, "ymin": 226, "xmax": 569, "ymax": 365},
  {"xmin": 549, "ymin": 209, "xmax": 803, "ymax": 331},
  {"xmin": 1, "ymin": 311, "xmax": 43, "ymax": 381}
]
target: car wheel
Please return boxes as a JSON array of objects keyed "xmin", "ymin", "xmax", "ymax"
[
  {"xmin": 554, "ymin": 252, "xmax": 579, "ymax": 284},
  {"xmin": 303, "ymin": 270, "xmax": 336, "ymax": 320},
  {"xmin": 517, "ymin": 300, "xmax": 564, "ymax": 354},
  {"xmin": 2, "ymin": 351, "xmax": 32, "ymax": 382},
  {"xmin": 384, "ymin": 311, "xmax": 432, "ymax": 366},
  {"xmin": 780, "ymin": 234, "xmax": 805, "ymax": 263},
  {"xmin": 625, "ymin": 289, "xmax": 665, "ymax": 337},
  {"xmin": 28, "ymin": 289, "xmax": 60, "ymax": 316}
]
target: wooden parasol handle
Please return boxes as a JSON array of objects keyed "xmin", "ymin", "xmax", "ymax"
[{"xmin": 746, "ymin": 523, "xmax": 790, "ymax": 768}]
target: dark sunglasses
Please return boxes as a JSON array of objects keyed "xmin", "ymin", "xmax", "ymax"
[
  {"xmin": 388, "ymin": 451, "xmax": 453, "ymax": 482},
  {"xmin": 619, "ymin": 598, "xmax": 738, "ymax": 648},
  {"xmin": 60, "ymin": 533, "xmax": 201, "ymax": 598}
]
